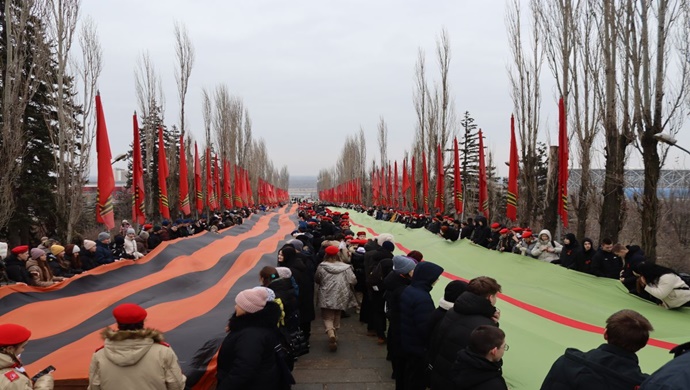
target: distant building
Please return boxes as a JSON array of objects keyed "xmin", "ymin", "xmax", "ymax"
[{"xmin": 569, "ymin": 169, "xmax": 690, "ymax": 197}]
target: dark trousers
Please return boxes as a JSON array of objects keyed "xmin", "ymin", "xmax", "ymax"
[
  {"xmin": 300, "ymin": 321, "xmax": 311, "ymax": 343},
  {"xmin": 391, "ymin": 356, "xmax": 408, "ymax": 390},
  {"xmin": 404, "ymin": 355, "xmax": 429, "ymax": 390},
  {"xmin": 370, "ymin": 291, "xmax": 387, "ymax": 338},
  {"xmin": 360, "ymin": 291, "xmax": 372, "ymax": 328}
]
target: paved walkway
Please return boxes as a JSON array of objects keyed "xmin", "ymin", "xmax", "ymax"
[{"xmin": 293, "ymin": 309, "xmax": 395, "ymax": 389}]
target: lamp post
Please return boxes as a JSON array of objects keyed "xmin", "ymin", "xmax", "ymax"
[
  {"xmin": 111, "ymin": 153, "xmax": 128, "ymax": 165},
  {"xmin": 654, "ymin": 133, "xmax": 690, "ymax": 156}
]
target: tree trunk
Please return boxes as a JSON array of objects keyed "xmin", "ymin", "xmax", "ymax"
[
  {"xmin": 575, "ymin": 150, "xmax": 591, "ymax": 242},
  {"xmin": 544, "ymin": 146, "xmax": 559, "ymax": 234},
  {"xmin": 640, "ymin": 131, "xmax": 660, "ymax": 261},
  {"xmin": 599, "ymin": 134, "xmax": 627, "ymax": 243}
]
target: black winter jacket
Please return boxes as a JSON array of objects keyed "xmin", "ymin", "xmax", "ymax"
[
  {"xmin": 216, "ymin": 302, "xmax": 286, "ymax": 390},
  {"xmin": 540, "ymin": 344, "xmax": 648, "ymax": 390},
  {"xmin": 399, "ymin": 262, "xmax": 444, "ymax": 358},
  {"xmin": 451, "ymin": 349, "xmax": 508, "ymax": 390},
  {"xmin": 269, "ymin": 277, "xmax": 299, "ymax": 331},
  {"xmin": 591, "ymin": 248, "xmax": 622, "ymax": 279},
  {"xmin": 383, "ymin": 271, "xmax": 412, "ymax": 358},
  {"xmin": 364, "ymin": 248, "xmax": 393, "ymax": 287},
  {"xmin": 429, "ymin": 292, "xmax": 498, "ymax": 390},
  {"xmin": 560, "ymin": 234, "xmax": 584, "ymax": 270},
  {"xmin": 279, "ymin": 253, "xmax": 315, "ymax": 323},
  {"xmin": 471, "ymin": 217, "xmax": 491, "ymax": 248},
  {"xmin": 4, "ymin": 255, "xmax": 33, "ymax": 285},
  {"xmin": 620, "ymin": 245, "xmax": 646, "ymax": 293}
]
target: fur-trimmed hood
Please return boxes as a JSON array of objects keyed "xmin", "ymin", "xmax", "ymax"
[{"xmin": 100, "ymin": 328, "xmax": 165, "ymax": 367}]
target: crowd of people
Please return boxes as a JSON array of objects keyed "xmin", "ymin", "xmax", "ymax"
[
  {"xmin": 1, "ymin": 203, "xmax": 689, "ymax": 389},
  {"xmin": 353, "ymin": 205, "xmax": 690, "ymax": 310},
  {"xmin": 0, "ymin": 209, "xmax": 252, "ymax": 288}
]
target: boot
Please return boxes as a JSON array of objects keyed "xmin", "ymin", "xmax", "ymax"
[{"xmin": 327, "ymin": 329, "xmax": 337, "ymax": 352}]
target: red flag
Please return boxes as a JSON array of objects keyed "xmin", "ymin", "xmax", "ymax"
[
  {"xmin": 206, "ymin": 148, "xmax": 215, "ymax": 210},
  {"xmin": 402, "ymin": 159, "xmax": 408, "ymax": 208},
  {"xmin": 132, "ymin": 113, "xmax": 146, "ymax": 224},
  {"xmin": 214, "ymin": 154, "xmax": 221, "ymax": 210},
  {"xmin": 157, "ymin": 127, "xmax": 170, "ymax": 220},
  {"xmin": 453, "ymin": 137, "xmax": 463, "ymax": 215},
  {"xmin": 394, "ymin": 161, "xmax": 399, "ymax": 208},
  {"xmin": 194, "ymin": 143, "xmax": 203, "ymax": 213},
  {"xmin": 387, "ymin": 164, "xmax": 392, "ymax": 206},
  {"xmin": 435, "ymin": 144, "xmax": 445, "ymax": 213},
  {"xmin": 478, "ymin": 130, "xmax": 489, "ymax": 218},
  {"xmin": 179, "ymin": 133, "xmax": 191, "ymax": 216},
  {"xmin": 507, "ymin": 115, "xmax": 519, "ymax": 221},
  {"xmin": 558, "ymin": 98, "xmax": 569, "ymax": 227},
  {"xmin": 422, "ymin": 152, "xmax": 429, "ymax": 214},
  {"xmin": 223, "ymin": 160, "xmax": 232, "ymax": 208},
  {"xmin": 411, "ymin": 156, "xmax": 418, "ymax": 211},
  {"xmin": 95, "ymin": 93, "xmax": 115, "ymax": 230},
  {"xmin": 234, "ymin": 165, "xmax": 242, "ymax": 207}
]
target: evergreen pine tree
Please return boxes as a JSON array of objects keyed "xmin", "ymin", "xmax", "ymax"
[{"xmin": 460, "ymin": 111, "xmax": 480, "ymax": 216}]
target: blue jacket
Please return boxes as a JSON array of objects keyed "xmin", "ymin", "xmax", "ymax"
[
  {"xmin": 640, "ymin": 348, "xmax": 690, "ymax": 389},
  {"xmin": 399, "ymin": 261, "xmax": 444, "ymax": 358},
  {"xmin": 95, "ymin": 241, "xmax": 115, "ymax": 265}
]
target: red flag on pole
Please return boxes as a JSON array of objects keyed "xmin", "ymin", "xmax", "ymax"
[
  {"xmin": 411, "ymin": 156, "xmax": 418, "ymax": 211},
  {"xmin": 558, "ymin": 98, "xmax": 569, "ymax": 227},
  {"xmin": 179, "ymin": 133, "xmax": 191, "ymax": 216},
  {"xmin": 435, "ymin": 144, "xmax": 445, "ymax": 213},
  {"xmin": 507, "ymin": 115, "xmax": 519, "ymax": 221},
  {"xmin": 234, "ymin": 165, "xmax": 242, "ymax": 207},
  {"xmin": 394, "ymin": 161, "xmax": 399, "ymax": 208},
  {"xmin": 157, "ymin": 127, "xmax": 170, "ymax": 220},
  {"xmin": 132, "ymin": 113, "xmax": 146, "ymax": 224},
  {"xmin": 387, "ymin": 164, "xmax": 392, "ymax": 206},
  {"xmin": 194, "ymin": 143, "xmax": 203, "ymax": 214},
  {"xmin": 422, "ymin": 151, "xmax": 429, "ymax": 214},
  {"xmin": 223, "ymin": 160, "xmax": 232, "ymax": 208},
  {"xmin": 95, "ymin": 93, "xmax": 115, "ymax": 230},
  {"xmin": 206, "ymin": 147, "xmax": 214, "ymax": 211},
  {"xmin": 214, "ymin": 154, "xmax": 221, "ymax": 210},
  {"xmin": 478, "ymin": 130, "xmax": 489, "ymax": 218},
  {"xmin": 402, "ymin": 159, "xmax": 408, "ymax": 208},
  {"xmin": 453, "ymin": 137, "xmax": 463, "ymax": 215}
]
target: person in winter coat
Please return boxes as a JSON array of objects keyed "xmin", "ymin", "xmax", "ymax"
[
  {"xmin": 110, "ymin": 236, "xmax": 133, "ymax": 261},
  {"xmin": 364, "ymin": 239, "xmax": 395, "ymax": 342},
  {"xmin": 26, "ymin": 249, "xmax": 64, "ymax": 287},
  {"xmin": 512, "ymin": 231, "xmax": 537, "ymax": 257},
  {"xmin": 541, "ymin": 309, "xmax": 653, "ymax": 390},
  {"xmin": 429, "ymin": 276, "xmax": 502, "ymax": 390},
  {"xmin": 635, "ymin": 262, "xmax": 690, "ymax": 309},
  {"xmin": 261, "ymin": 266, "xmax": 299, "ymax": 332},
  {"xmin": 559, "ymin": 233, "xmax": 584, "ymax": 270},
  {"xmin": 80, "ymin": 240, "xmax": 99, "ymax": 271},
  {"xmin": 217, "ymin": 288, "xmax": 291, "ymax": 390},
  {"xmin": 124, "ymin": 229, "xmax": 144, "ymax": 259},
  {"xmin": 429, "ymin": 280, "xmax": 469, "ymax": 336},
  {"xmin": 135, "ymin": 232, "xmax": 149, "ymax": 255},
  {"xmin": 450, "ymin": 325, "xmax": 509, "ymax": 390},
  {"xmin": 383, "ymin": 255, "xmax": 416, "ymax": 390},
  {"xmin": 399, "ymin": 261, "xmax": 444, "ymax": 390},
  {"xmin": 94, "ymin": 233, "xmax": 115, "ymax": 265},
  {"xmin": 278, "ymin": 245, "xmax": 315, "ymax": 343},
  {"xmin": 315, "ymin": 246, "xmax": 357, "ymax": 351},
  {"xmin": 531, "ymin": 229, "xmax": 562, "ymax": 262},
  {"xmin": 88, "ymin": 303, "xmax": 186, "ymax": 390},
  {"xmin": 590, "ymin": 238, "xmax": 622, "ymax": 279},
  {"xmin": 471, "ymin": 216, "xmax": 491, "ymax": 248},
  {"xmin": 4, "ymin": 246, "xmax": 34, "ymax": 285},
  {"xmin": 64, "ymin": 244, "xmax": 82, "ymax": 273},
  {"xmin": 612, "ymin": 244, "xmax": 647, "ymax": 293},
  {"xmin": 46, "ymin": 245, "xmax": 74, "ymax": 278},
  {"xmin": 0, "ymin": 323, "xmax": 54, "ymax": 390},
  {"xmin": 581, "ymin": 238, "xmax": 596, "ymax": 275},
  {"xmin": 640, "ymin": 341, "xmax": 690, "ymax": 389}
]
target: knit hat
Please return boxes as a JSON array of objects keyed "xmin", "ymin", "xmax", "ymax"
[
  {"xmin": 276, "ymin": 267, "xmax": 292, "ymax": 279},
  {"xmin": 83, "ymin": 240, "xmax": 97, "ymax": 250},
  {"xmin": 256, "ymin": 286, "xmax": 275, "ymax": 302},
  {"xmin": 10, "ymin": 245, "xmax": 29, "ymax": 255},
  {"xmin": 0, "ymin": 324, "xmax": 31, "ymax": 347},
  {"xmin": 97, "ymin": 232, "xmax": 110, "ymax": 242},
  {"xmin": 235, "ymin": 288, "xmax": 268, "ymax": 314},
  {"xmin": 50, "ymin": 245, "xmax": 65, "ymax": 256},
  {"xmin": 324, "ymin": 246, "xmax": 339, "ymax": 256},
  {"xmin": 288, "ymin": 239, "xmax": 303, "ymax": 252},
  {"xmin": 112, "ymin": 303, "xmax": 147, "ymax": 324},
  {"xmin": 66, "ymin": 244, "xmax": 79, "ymax": 254},
  {"xmin": 382, "ymin": 241, "xmax": 395, "ymax": 252},
  {"xmin": 392, "ymin": 255, "xmax": 416, "ymax": 275},
  {"xmin": 444, "ymin": 280, "xmax": 469, "ymax": 302},
  {"xmin": 139, "ymin": 231, "xmax": 150, "ymax": 239},
  {"xmin": 30, "ymin": 248, "xmax": 45, "ymax": 260},
  {"xmin": 126, "ymin": 228, "xmax": 135, "ymax": 235}
]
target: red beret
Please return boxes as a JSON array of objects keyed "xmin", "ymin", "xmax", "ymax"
[
  {"xmin": 349, "ymin": 239, "xmax": 367, "ymax": 245},
  {"xmin": 491, "ymin": 223, "xmax": 500, "ymax": 229},
  {"xmin": 341, "ymin": 215, "xmax": 349, "ymax": 219},
  {"xmin": 441, "ymin": 226, "xmax": 449, "ymax": 232},
  {"xmin": 343, "ymin": 212, "xmax": 349, "ymax": 215},
  {"xmin": 0, "ymin": 324, "xmax": 31, "ymax": 347},
  {"xmin": 357, "ymin": 231, "xmax": 367, "ymax": 236},
  {"xmin": 512, "ymin": 227, "xmax": 523, "ymax": 233},
  {"xmin": 324, "ymin": 246, "xmax": 339, "ymax": 256},
  {"xmin": 500, "ymin": 228, "xmax": 510, "ymax": 234},
  {"xmin": 143, "ymin": 224, "xmax": 153, "ymax": 230},
  {"xmin": 11, "ymin": 245, "xmax": 29, "ymax": 255},
  {"xmin": 344, "ymin": 235, "xmax": 353, "ymax": 240},
  {"xmin": 113, "ymin": 303, "xmax": 147, "ymax": 324},
  {"xmin": 522, "ymin": 231, "xmax": 533, "ymax": 239},
  {"xmin": 322, "ymin": 217, "xmax": 332, "ymax": 222}
]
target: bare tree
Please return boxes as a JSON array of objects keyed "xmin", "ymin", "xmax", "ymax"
[
  {"xmin": 0, "ymin": 0, "xmax": 50, "ymax": 230},
  {"xmin": 436, "ymin": 28, "xmax": 454, "ymax": 151},
  {"xmin": 202, "ymin": 87, "xmax": 212, "ymax": 148},
  {"xmin": 173, "ymin": 20, "xmax": 195, "ymax": 137},
  {"xmin": 413, "ymin": 49, "xmax": 427, "ymax": 171},
  {"xmin": 377, "ymin": 117, "xmax": 388, "ymax": 170},
  {"xmin": 506, "ymin": 0, "xmax": 543, "ymax": 228}
]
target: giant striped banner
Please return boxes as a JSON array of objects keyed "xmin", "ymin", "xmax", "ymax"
[{"xmin": 0, "ymin": 206, "xmax": 297, "ymax": 388}]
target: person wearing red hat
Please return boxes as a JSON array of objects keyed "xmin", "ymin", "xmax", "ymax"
[
  {"xmin": 0, "ymin": 323, "xmax": 54, "ymax": 389},
  {"xmin": 513, "ymin": 231, "xmax": 537, "ymax": 257},
  {"xmin": 4, "ymin": 246, "xmax": 34, "ymax": 286},
  {"xmin": 496, "ymin": 229, "xmax": 514, "ymax": 253},
  {"xmin": 87, "ymin": 303, "xmax": 186, "ymax": 390},
  {"xmin": 314, "ymin": 246, "xmax": 357, "ymax": 351}
]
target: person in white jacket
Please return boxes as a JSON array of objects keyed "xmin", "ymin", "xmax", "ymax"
[
  {"xmin": 636, "ymin": 262, "xmax": 690, "ymax": 309},
  {"xmin": 531, "ymin": 229, "xmax": 562, "ymax": 263},
  {"xmin": 124, "ymin": 229, "xmax": 144, "ymax": 260}
]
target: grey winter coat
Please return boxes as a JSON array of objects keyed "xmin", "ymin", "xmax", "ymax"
[
  {"xmin": 531, "ymin": 229, "xmax": 562, "ymax": 262},
  {"xmin": 314, "ymin": 261, "xmax": 358, "ymax": 310}
]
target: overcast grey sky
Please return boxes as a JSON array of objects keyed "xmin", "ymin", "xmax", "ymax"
[{"xmin": 83, "ymin": 0, "xmax": 689, "ymax": 178}]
